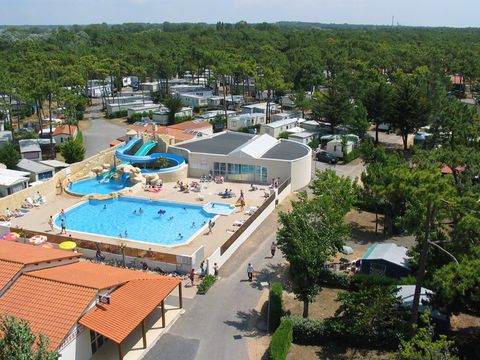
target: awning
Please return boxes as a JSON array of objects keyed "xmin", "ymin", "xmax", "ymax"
[{"xmin": 79, "ymin": 277, "xmax": 181, "ymax": 344}]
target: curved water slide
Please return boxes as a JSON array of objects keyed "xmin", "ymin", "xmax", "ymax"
[
  {"xmin": 134, "ymin": 141, "xmax": 156, "ymax": 156},
  {"xmin": 115, "ymin": 137, "xmax": 186, "ymax": 172}
]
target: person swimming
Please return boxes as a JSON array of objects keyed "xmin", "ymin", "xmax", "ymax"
[
  {"xmin": 119, "ymin": 233, "xmax": 123, "ymax": 238},
  {"xmin": 183, "ymin": 207, "xmax": 187, "ymax": 211},
  {"xmin": 103, "ymin": 204, "xmax": 107, "ymax": 210},
  {"xmin": 139, "ymin": 208, "xmax": 144, "ymax": 214},
  {"xmin": 158, "ymin": 209, "xmax": 166, "ymax": 215},
  {"xmin": 192, "ymin": 222, "xmax": 196, "ymax": 228},
  {"xmin": 168, "ymin": 214, "xmax": 175, "ymax": 221},
  {"xmin": 133, "ymin": 210, "xmax": 137, "ymax": 215},
  {"xmin": 124, "ymin": 230, "xmax": 128, "ymax": 237},
  {"xmin": 178, "ymin": 233, "xmax": 183, "ymax": 238}
]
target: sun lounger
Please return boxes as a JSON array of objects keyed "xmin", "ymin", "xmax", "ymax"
[
  {"xmin": 233, "ymin": 220, "xmax": 245, "ymax": 226},
  {"xmin": 245, "ymin": 207, "xmax": 258, "ymax": 215},
  {"xmin": 26, "ymin": 198, "xmax": 40, "ymax": 207}
]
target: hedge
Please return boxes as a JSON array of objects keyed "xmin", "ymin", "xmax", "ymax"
[
  {"xmin": 268, "ymin": 318, "xmax": 293, "ymax": 360},
  {"xmin": 108, "ymin": 110, "xmax": 128, "ymax": 119},
  {"xmin": 269, "ymin": 282, "xmax": 283, "ymax": 331},
  {"xmin": 197, "ymin": 275, "xmax": 216, "ymax": 294},
  {"xmin": 343, "ymin": 148, "xmax": 361, "ymax": 163},
  {"xmin": 289, "ymin": 315, "xmax": 329, "ymax": 345}
]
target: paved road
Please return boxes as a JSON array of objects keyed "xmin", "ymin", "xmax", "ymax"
[
  {"xmin": 143, "ymin": 212, "xmax": 282, "ymax": 360},
  {"xmin": 82, "ymin": 103, "xmax": 126, "ymax": 157},
  {"xmin": 312, "ymin": 159, "xmax": 365, "ymax": 180}
]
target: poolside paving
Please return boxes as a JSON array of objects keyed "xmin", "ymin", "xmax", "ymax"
[{"xmin": 10, "ymin": 179, "xmax": 268, "ymax": 258}]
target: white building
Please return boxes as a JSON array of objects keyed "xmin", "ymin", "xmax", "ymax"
[
  {"xmin": 171, "ymin": 132, "xmax": 312, "ymax": 191},
  {"xmin": 152, "ymin": 107, "xmax": 193, "ymax": 125},
  {"xmin": 106, "ymin": 100, "xmax": 154, "ymax": 115},
  {"xmin": 127, "ymin": 104, "xmax": 162, "ymax": 118},
  {"xmin": 19, "ymin": 139, "xmax": 42, "ymax": 161},
  {"xmin": 0, "ymin": 168, "xmax": 29, "ymax": 197},
  {"xmin": 288, "ymin": 131, "xmax": 316, "ymax": 145},
  {"xmin": 326, "ymin": 139, "xmax": 355, "ymax": 158},
  {"xmin": 242, "ymin": 102, "xmax": 276, "ymax": 115},
  {"xmin": 178, "ymin": 93, "xmax": 209, "ymax": 108},
  {"xmin": 15, "ymin": 159, "xmax": 55, "ymax": 182},
  {"xmin": 196, "ymin": 110, "xmax": 236, "ymax": 121},
  {"xmin": 170, "ymin": 85, "xmax": 212, "ymax": 97},
  {"xmin": 207, "ymin": 96, "xmax": 223, "ymax": 109},
  {"xmin": 260, "ymin": 118, "xmax": 303, "ymax": 138},
  {"xmin": 227, "ymin": 113, "xmax": 266, "ymax": 131}
]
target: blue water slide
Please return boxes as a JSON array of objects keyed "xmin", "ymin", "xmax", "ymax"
[
  {"xmin": 118, "ymin": 137, "xmax": 142, "ymax": 154},
  {"xmin": 134, "ymin": 141, "xmax": 156, "ymax": 156},
  {"xmin": 115, "ymin": 139, "xmax": 186, "ymax": 172}
]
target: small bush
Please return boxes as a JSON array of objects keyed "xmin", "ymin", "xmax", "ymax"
[
  {"xmin": 268, "ymin": 318, "xmax": 293, "ymax": 360},
  {"xmin": 108, "ymin": 110, "xmax": 128, "ymax": 119},
  {"xmin": 269, "ymin": 282, "xmax": 283, "ymax": 331},
  {"xmin": 308, "ymin": 138, "xmax": 320, "ymax": 149},
  {"xmin": 289, "ymin": 315, "xmax": 329, "ymax": 345},
  {"xmin": 343, "ymin": 148, "xmax": 361, "ymax": 163},
  {"xmin": 197, "ymin": 275, "xmax": 216, "ymax": 294},
  {"xmin": 278, "ymin": 131, "xmax": 289, "ymax": 139},
  {"xmin": 349, "ymin": 274, "xmax": 416, "ymax": 291},
  {"xmin": 319, "ymin": 270, "xmax": 351, "ymax": 289}
]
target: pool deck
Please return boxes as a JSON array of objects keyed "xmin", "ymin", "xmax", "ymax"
[{"xmin": 10, "ymin": 179, "xmax": 269, "ymax": 258}]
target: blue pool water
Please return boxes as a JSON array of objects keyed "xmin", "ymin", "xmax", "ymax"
[
  {"xmin": 67, "ymin": 177, "xmax": 131, "ymax": 195},
  {"xmin": 55, "ymin": 197, "xmax": 215, "ymax": 246},
  {"xmin": 203, "ymin": 202, "xmax": 236, "ymax": 216}
]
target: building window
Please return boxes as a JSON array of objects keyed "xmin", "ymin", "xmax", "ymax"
[
  {"xmin": 213, "ymin": 162, "xmax": 226, "ymax": 177},
  {"xmin": 90, "ymin": 330, "xmax": 108, "ymax": 354},
  {"xmin": 38, "ymin": 171, "xmax": 53, "ymax": 180}
]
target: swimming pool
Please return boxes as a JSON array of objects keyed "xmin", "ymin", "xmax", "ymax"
[
  {"xmin": 67, "ymin": 177, "xmax": 132, "ymax": 195},
  {"xmin": 203, "ymin": 202, "xmax": 236, "ymax": 216},
  {"xmin": 55, "ymin": 197, "xmax": 215, "ymax": 246}
]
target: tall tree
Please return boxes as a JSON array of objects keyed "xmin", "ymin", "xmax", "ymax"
[
  {"xmin": 391, "ymin": 71, "xmax": 431, "ymax": 151},
  {"xmin": 277, "ymin": 170, "xmax": 357, "ymax": 317},
  {"xmin": 312, "ymin": 81, "xmax": 353, "ymax": 134}
]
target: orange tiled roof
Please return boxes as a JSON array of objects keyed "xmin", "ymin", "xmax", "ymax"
[
  {"xmin": 127, "ymin": 124, "xmax": 196, "ymax": 141},
  {"xmin": 53, "ymin": 125, "xmax": 77, "ymax": 137},
  {"xmin": 0, "ymin": 275, "xmax": 97, "ymax": 350},
  {"xmin": 169, "ymin": 120, "xmax": 212, "ymax": 131},
  {"xmin": 0, "ymin": 259, "xmax": 23, "ymax": 292},
  {"xmin": 0, "ymin": 241, "xmax": 81, "ymax": 265},
  {"xmin": 79, "ymin": 278, "xmax": 180, "ymax": 344},
  {"xmin": 29, "ymin": 261, "xmax": 164, "ymax": 290}
]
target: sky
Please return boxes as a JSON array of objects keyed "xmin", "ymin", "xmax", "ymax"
[{"xmin": 0, "ymin": 0, "xmax": 478, "ymax": 28}]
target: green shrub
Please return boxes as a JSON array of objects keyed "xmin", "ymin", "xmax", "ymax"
[
  {"xmin": 268, "ymin": 318, "xmax": 293, "ymax": 360},
  {"xmin": 108, "ymin": 110, "xmax": 128, "ymax": 119},
  {"xmin": 278, "ymin": 131, "xmax": 289, "ymax": 139},
  {"xmin": 319, "ymin": 270, "xmax": 352, "ymax": 289},
  {"xmin": 289, "ymin": 315, "xmax": 329, "ymax": 345},
  {"xmin": 308, "ymin": 138, "xmax": 320, "ymax": 149},
  {"xmin": 343, "ymin": 148, "xmax": 361, "ymax": 163},
  {"xmin": 197, "ymin": 275, "xmax": 216, "ymax": 294},
  {"xmin": 349, "ymin": 274, "xmax": 416, "ymax": 291},
  {"xmin": 269, "ymin": 282, "xmax": 283, "ymax": 331}
]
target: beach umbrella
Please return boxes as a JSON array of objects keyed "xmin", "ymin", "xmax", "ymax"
[
  {"xmin": 2, "ymin": 232, "xmax": 20, "ymax": 241},
  {"xmin": 59, "ymin": 241, "xmax": 77, "ymax": 250},
  {"xmin": 29, "ymin": 235, "xmax": 47, "ymax": 245}
]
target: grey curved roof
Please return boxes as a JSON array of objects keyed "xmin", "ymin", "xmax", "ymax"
[{"xmin": 261, "ymin": 141, "xmax": 310, "ymax": 160}]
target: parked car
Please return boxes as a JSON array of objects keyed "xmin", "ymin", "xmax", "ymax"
[{"xmin": 316, "ymin": 151, "xmax": 338, "ymax": 164}]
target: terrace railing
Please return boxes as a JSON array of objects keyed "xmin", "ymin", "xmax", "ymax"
[{"xmin": 220, "ymin": 192, "xmax": 275, "ymax": 255}]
